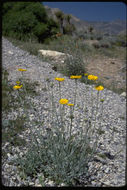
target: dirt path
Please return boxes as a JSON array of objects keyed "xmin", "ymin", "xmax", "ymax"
[{"xmin": 84, "ymin": 55, "xmax": 126, "ymax": 92}]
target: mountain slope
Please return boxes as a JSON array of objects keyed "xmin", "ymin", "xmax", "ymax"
[{"xmin": 44, "ymin": 5, "xmax": 126, "ymax": 35}]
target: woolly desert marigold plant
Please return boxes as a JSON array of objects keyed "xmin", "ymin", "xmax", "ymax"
[
  {"xmin": 55, "ymin": 77, "xmax": 65, "ymax": 82},
  {"xmin": 70, "ymin": 75, "xmax": 82, "ymax": 79},
  {"xmin": 59, "ymin": 99, "xmax": 69, "ymax": 104},
  {"xmin": 88, "ymin": 75, "xmax": 98, "ymax": 81},
  {"xmin": 18, "ymin": 68, "xmax": 27, "ymax": 71},
  {"xmin": 13, "ymin": 85, "xmax": 23, "ymax": 90},
  {"xmin": 95, "ymin": 85, "xmax": 104, "ymax": 91}
]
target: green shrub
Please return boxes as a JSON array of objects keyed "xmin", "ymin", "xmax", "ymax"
[{"xmin": 2, "ymin": 2, "xmax": 59, "ymax": 42}]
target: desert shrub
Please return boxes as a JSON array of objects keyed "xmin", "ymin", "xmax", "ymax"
[
  {"xmin": 115, "ymin": 34, "xmax": 127, "ymax": 47},
  {"xmin": 100, "ymin": 41, "xmax": 111, "ymax": 48},
  {"xmin": 63, "ymin": 23, "xmax": 76, "ymax": 35},
  {"xmin": 92, "ymin": 42, "xmax": 100, "ymax": 49}
]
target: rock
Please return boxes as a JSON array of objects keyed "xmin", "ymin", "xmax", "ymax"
[
  {"xmin": 39, "ymin": 49, "xmax": 65, "ymax": 57},
  {"xmin": 120, "ymin": 92, "xmax": 126, "ymax": 97},
  {"xmin": 104, "ymin": 152, "xmax": 115, "ymax": 160},
  {"xmin": 104, "ymin": 76, "xmax": 111, "ymax": 80},
  {"xmin": 38, "ymin": 49, "xmax": 72, "ymax": 62},
  {"xmin": 29, "ymin": 182, "xmax": 34, "ymax": 186},
  {"xmin": 8, "ymin": 51, "xmax": 13, "ymax": 55},
  {"xmin": 60, "ymin": 183, "xmax": 66, "ymax": 186},
  {"xmin": 46, "ymin": 180, "xmax": 55, "ymax": 186},
  {"xmin": 105, "ymin": 167, "xmax": 110, "ymax": 173},
  {"xmin": 36, "ymin": 184, "xmax": 42, "ymax": 187},
  {"xmin": 93, "ymin": 155, "xmax": 107, "ymax": 165}
]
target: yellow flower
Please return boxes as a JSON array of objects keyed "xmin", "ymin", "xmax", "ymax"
[
  {"xmin": 93, "ymin": 76, "xmax": 98, "ymax": 80},
  {"xmin": 55, "ymin": 77, "xmax": 65, "ymax": 82},
  {"xmin": 88, "ymin": 75, "xmax": 98, "ymax": 80},
  {"xmin": 59, "ymin": 99, "xmax": 69, "ymax": 104},
  {"xmin": 13, "ymin": 85, "xmax": 23, "ymax": 90},
  {"xmin": 84, "ymin": 73, "xmax": 88, "ymax": 76},
  {"xmin": 18, "ymin": 68, "xmax": 27, "ymax": 71},
  {"xmin": 70, "ymin": 75, "xmax": 82, "ymax": 79},
  {"xmin": 67, "ymin": 103, "xmax": 74, "ymax": 106},
  {"xmin": 16, "ymin": 81, "xmax": 20, "ymax": 84},
  {"xmin": 95, "ymin": 85, "xmax": 104, "ymax": 91}
]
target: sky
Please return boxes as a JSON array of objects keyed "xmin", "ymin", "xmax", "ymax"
[{"xmin": 43, "ymin": 2, "xmax": 126, "ymax": 22}]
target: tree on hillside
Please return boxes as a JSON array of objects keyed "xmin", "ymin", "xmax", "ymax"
[
  {"xmin": 2, "ymin": 2, "xmax": 59, "ymax": 42},
  {"xmin": 55, "ymin": 10, "xmax": 64, "ymax": 34},
  {"xmin": 65, "ymin": 14, "xmax": 71, "ymax": 25},
  {"xmin": 88, "ymin": 26, "xmax": 94, "ymax": 33},
  {"xmin": 63, "ymin": 14, "xmax": 75, "ymax": 35}
]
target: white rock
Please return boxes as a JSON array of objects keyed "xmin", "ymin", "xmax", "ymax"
[
  {"xmin": 8, "ymin": 51, "xmax": 13, "ymax": 55},
  {"xmin": 120, "ymin": 92, "xmax": 126, "ymax": 97},
  {"xmin": 36, "ymin": 184, "xmax": 42, "ymax": 187},
  {"xmin": 7, "ymin": 153, "xmax": 11, "ymax": 158},
  {"xmin": 105, "ymin": 167, "xmax": 110, "ymax": 173},
  {"xmin": 46, "ymin": 180, "xmax": 54, "ymax": 186},
  {"xmin": 60, "ymin": 183, "xmax": 66, "ymax": 186},
  {"xmin": 29, "ymin": 182, "xmax": 34, "ymax": 185},
  {"xmin": 38, "ymin": 49, "xmax": 72, "ymax": 60}
]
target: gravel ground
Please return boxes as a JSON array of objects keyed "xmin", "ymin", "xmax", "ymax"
[{"xmin": 2, "ymin": 37, "xmax": 126, "ymax": 187}]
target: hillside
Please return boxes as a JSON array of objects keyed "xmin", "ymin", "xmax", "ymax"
[{"xmin": 44, "ymin": 5, "xmax": 126, "ymax": 35}]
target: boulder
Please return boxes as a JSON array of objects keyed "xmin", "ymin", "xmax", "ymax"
[{"xmin": 38, "ymin": 49, "xmax": 72, "ymax": 62}]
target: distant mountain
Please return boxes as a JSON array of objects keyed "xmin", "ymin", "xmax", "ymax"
[
  {"xmin": 88, "ymin": 19, "xmax": 126, "ymax": 35},
  {"xmin": 44, "ymin": 5, "xmax": 126, "ymax": 35}
]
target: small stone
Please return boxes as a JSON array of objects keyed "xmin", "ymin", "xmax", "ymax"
[
  {"xmin": 36, "ymin": 184, "xmax": 42, "ymax": 187},
  {"xmin": 104, "ymin": 152, "xmax": 115, "ymax": 160},
  {"xmin": 60, "ymin": 183, "xmax": 66, "ymax": 186},
  {"xmin": 105, "ymin": 168, "xmax": 110, "ymax": 173},
  {"xmin": 91, "ymin": 181, "xmax": 96, "ymax": 186},
  {"xmin": 29, "ymin": 182, "xmax": 34, "ymax": 186},
  {"xmin": 8, "ymin": 51, "xmax": 13, "ymax": 55},
  {"xmin": 93, "ymin": 156, "xmax": 107, "ymax": 165},
  {"xmin": 120, "ymin": 92, "xmax": 126, "ymax": 97},
  {"xmin": 46, "ymin": 180, "xmax": 54, "ymax": 186},
  {"xmin": 7, "ymin": 153, "xmax": 11, "ymax": 158}
]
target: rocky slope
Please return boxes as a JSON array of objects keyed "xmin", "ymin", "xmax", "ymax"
[{"xmin": 2, "ymin": 37, "xmax": 126, "ymax": 186}]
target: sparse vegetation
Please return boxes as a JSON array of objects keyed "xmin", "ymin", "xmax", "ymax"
[
  {"xmin": 5, "ymin": 31, "xmax": 126, "ymax": 94},
  {"xmin": 2, "ymin": 69, "xmax": 40, "ymax": 158}
]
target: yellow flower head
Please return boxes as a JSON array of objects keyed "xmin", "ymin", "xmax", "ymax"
[
  {"xmin": 88, "ymin": 75, "xmax": 98, "ymax": 80},
  {"xmin": 59, "ymin": 99, "xmax": 69, "ymax": 105},
  {"xmin": 70, "ymin": 75, "xmax": 82, "ymax": 79},
  {"xmin": 18, "ymin": 68, "xmax": 27, "ymax": 71},
  {"xmin": 84, "ymin": 73, "xmax": 88, "ymax": 76},
  {"xmin": 55, "ymin": 77, "xmax": 65, "ymax": 82},
  {"xmin": 16, "ymin": 81, "xmax": 20, "ymax": 84},
  {"xmin": 95, "ymin": 85, "xmax": 104, "ymax": 91},
  {"xmin": 13, "ymin": 85, "xmax": 23, "ymax": 90},
  {"xmin": 67, "ymin": 103, "xmax": 74, "ymax": 106}
]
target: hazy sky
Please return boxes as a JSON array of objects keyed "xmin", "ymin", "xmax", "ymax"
[{"xmin": 43, "ymin": 2, "xmax": 126, "ymax": 22}]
